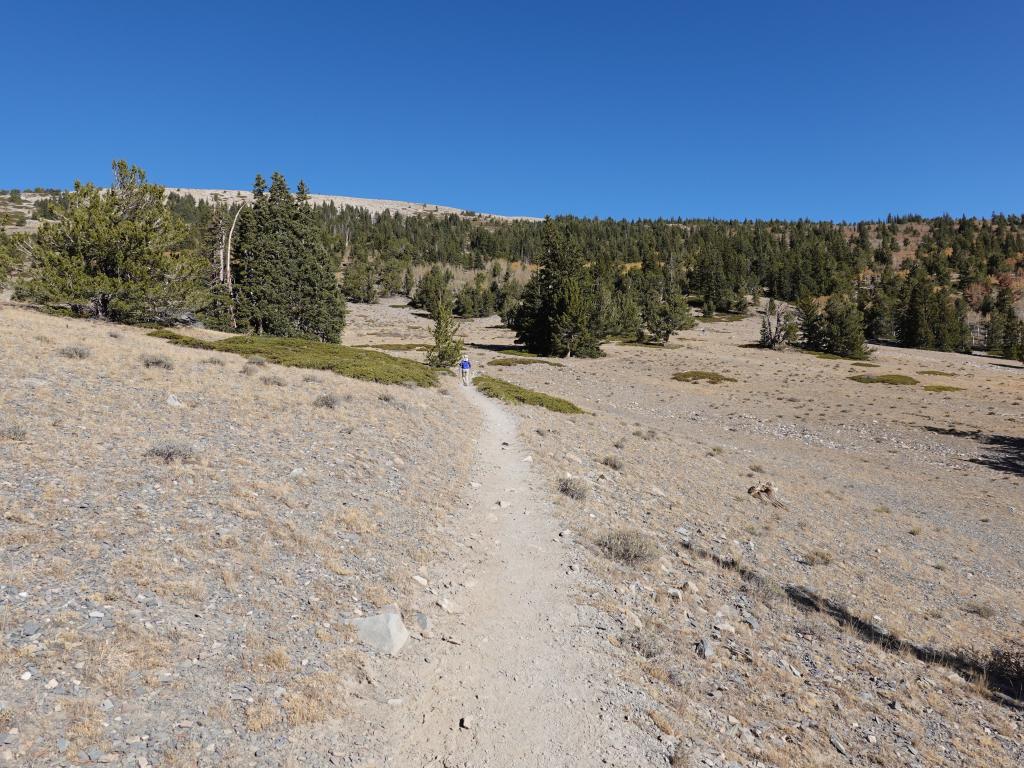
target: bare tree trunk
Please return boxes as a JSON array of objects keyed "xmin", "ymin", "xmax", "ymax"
[{"xmin": 225, "ymin": 202, "xmax": 247, "ymax": 292}]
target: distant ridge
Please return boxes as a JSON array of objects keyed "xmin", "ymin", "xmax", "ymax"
[{"xmin": 165, "ymin": 188, "xmax": 540, "ymax": 222}]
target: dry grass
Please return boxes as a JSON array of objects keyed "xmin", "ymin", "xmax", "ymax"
[
  {"xmin": 313, "ymin": 393, "xmax": 339, "ymax": 409},
  {"xmin": 558, "ymin": 476, "xmax": 588, "ymax": 500},
  {"xmin": 58, "ymin": 344, "xmax": 90, "ymax": 359},
  {"xmin": 803, "ymin": 549, "xmax": 833, "ymax": 566},
  {"xmin": 141, "ymin": 354, "xmax": 173, "ymax": 369},
  {"xmin": 0, "ymin": 424, "xmax": 27, "ymax": 441},
  {"xmin": 600, "ymin": 455, "xmax": 624, "ymax": 471},
  {"xmin": 597, "ymin": 529, "xmax": 658, "ymax": 565},
  {"xmin": 143, "ymin": 442, "xmax": 195, "ymax": 463}
]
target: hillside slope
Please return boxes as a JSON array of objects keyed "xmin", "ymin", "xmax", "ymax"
[{"xmin": 165, "ymin": 187, "xmax": 539, "ymax": 222}]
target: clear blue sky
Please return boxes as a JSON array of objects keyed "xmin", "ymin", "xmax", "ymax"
[{"xmin": 4, "ymin": 1, "xmax": 1022, "ymax": 221}]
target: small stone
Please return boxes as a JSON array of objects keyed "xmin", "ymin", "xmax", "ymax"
[
  {"xmin": 413, "ymin": 612, "xmax": 431, "ymax": 633},
  {"xmin": 45, "ymin": 679, "xmax": 58, "ymax": 690},
  {"xmin": 88, "ymin": 610, "xmax": 104, "ymax": 619},
  {"xmin": 412, "ymin": 575, "xmax": 428, "ymax": 587},
  {"xmin": 696, "ymin": 638, "xmax": 715, "ymax": 659},
  {"xmin": 350, "ymin": 612, "xmax": 410, "ymax": 656},
  {"xmin": 559, "ymin": 530, "xmax": 572, "ymax": 538},
  {"xmin": 19, "ymin": 671, "xmax": 31, "ymax": 681},
  {"xmin": 829, "ymin": 734, "xmax": 848, "ymax": 756},
  {"xmin": 727, "ymin": 715, "xmax": 740, "ymax": 725},
  {"xmin": 166, "ymin": 395, "xmax": 183, "ymax": 408},
  {"xmin": 715, "ymin": 622, "xmax": 736, "ymax": 634},
  {"xmin": 437, "ymin": 598, "xmax": 459, "ymax": 614},
  {"xmin": 459, "ymin": 716, "xmax": 474, "ymax": 730},
  {"xmin": 469, "ymin": 482, "xmax": 481, "ymax": 489},
  {"xmin": 867, "ymin": 734, "xmax": 877, "ymax": 744}
]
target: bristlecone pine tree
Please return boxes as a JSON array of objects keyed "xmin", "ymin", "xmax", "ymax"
[
  {"xmin": 427, "ymin": 295, "xmax": 463, "ymax": 368},
  {"xmin": 759, "ymin": 301, "xmax": 798, "ymax": 350},
  {"xmin": 232, "ymin": 172, "xmax": 346, "ymax": 342},
  {"xmin": 16, "ymin": 160, "xmax": 207, "ymax": 323}
]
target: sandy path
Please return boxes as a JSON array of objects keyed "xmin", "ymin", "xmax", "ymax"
[{"xmin": 382, "ymin": 383, "xmax": 653, "ymax": 767}]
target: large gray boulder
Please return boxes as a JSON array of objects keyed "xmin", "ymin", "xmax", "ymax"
[{"xmin": 351, "ymin": 609, "xmax": 410, "ymax": 656}]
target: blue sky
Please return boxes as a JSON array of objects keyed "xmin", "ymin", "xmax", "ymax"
[{"xmin": 4, "ymin": 1, "xmax": 1022, "ymax": 220}]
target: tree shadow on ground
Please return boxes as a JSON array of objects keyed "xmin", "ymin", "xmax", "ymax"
[
  {"xmin": 467, "ymin": 342, "xmax": 531, "ymax": 354},
  {"xmin": 924, "ymin": 426, "xmax": 1024, "ymax": 477}
]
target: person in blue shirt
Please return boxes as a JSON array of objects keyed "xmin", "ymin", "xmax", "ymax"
[{"xmin": 459, "ymin": 354, "xmax": 471, "ymax": 386}]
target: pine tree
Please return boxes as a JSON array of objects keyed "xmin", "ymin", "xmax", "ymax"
[
  {"xmin": 795, "ymin": 293, "xmax": 823, "ymax": 350},
  {"xmin": 412, "ymin": 264, "xmax": 452, "ymax": 316},
  {"xmin": 342, "ymin": 242, "xmax": 379, "ymax": 303},
  {"xmin": 232, "ymin": 172, "xmax": 345, "ymax": 341},
  {"xmin": 552, "ymin": 279, "xmax": 597, "ymax": 357},
  {"xmin": 508, "ymin": 219, "xmax": 602, "ymax": 357},
  {"xmin": 988, "ymin": 285, "xmax": 1022, "ymax": 359},
  {"xmin": 426, "ymin": 294, "xmax": 463, "ymax": 368},
  {"xmin": 819, "ymin": 293, "xmax": 868, "ymax": 359},
  {"xmin": 16, "ymin": 160, "xmax": 207, "ymax": 324}
]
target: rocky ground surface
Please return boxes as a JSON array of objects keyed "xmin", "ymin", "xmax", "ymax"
[
  {"xmin": 0, "ymin": 305, "xmax": 480, "ymax": 766},
  {"xmin": 2, "ymin": 300, "xmax": 1022, "ymax": 767},
  {"xmin": 450, "ymin": 309, "xmax": 1023, "ymax": 767}
]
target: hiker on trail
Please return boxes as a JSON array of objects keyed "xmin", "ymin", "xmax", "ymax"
[{"xmin": 459, "ymin": 354, "xmax": 472, "ymax": 386}]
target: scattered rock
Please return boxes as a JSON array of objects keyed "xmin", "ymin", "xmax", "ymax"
[
  {"xmin": 696, "ymin": 638, "xmax": 716, "ymax": 659},
  {"xmin": 460, "ymin": 716, "xmax": 474, "ymax": 730},
  {"xmin": 829, "ymin": 734, "xmax": 848, "ymax": 756},
  {"xmin": 350, "ymin": 611, "xmax": 410, "ymax": 656},
  {"xmin": 437, "ymin": 598, "xmax": 459, "ymax": 614},
  {"xmin": 166, "ymin": 394, "xmax": 183, "ymax": 408}
]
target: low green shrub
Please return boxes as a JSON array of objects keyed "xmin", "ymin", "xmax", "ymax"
[
  {"xmin": 672, "ymin": 370, "xmax": 736, "ymax": 384},
  {"xmin": 488, "ymin": 357, "xmax": 563, "ymax": 367},
  {"xmin": 848, "ymin": 374, "xmax": 918, "ymax": 385},
  {"xmin": 149, "ymin": 330, "xmax": 437, "ymax": 387},
  {"xmin": 474, "ymin": 375, "xmax": 583, "ymax": 413}
]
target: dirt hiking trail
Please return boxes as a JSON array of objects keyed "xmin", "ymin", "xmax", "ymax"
[{"xmin": 378, "ymin": 383, "xmax": 655, "ymax": 767}]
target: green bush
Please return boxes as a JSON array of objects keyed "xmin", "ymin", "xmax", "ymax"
[
  {"xmin": 473, "ymin": 375, "xmax": 583, "ymax": 413},
  {"xmin": 672, "ymin": 370, "xmax": 736, "ymax": 384},
  {"xmin": 149, "ymin": 330, "xmax": 437, "ymax": 387},
  {"xmin": 488, "ymin": 357, "xmax": 562, "ymax": 367},
  {"xmin": 849, "ymin": 374, "xmax": 918, "ymax": 385}
]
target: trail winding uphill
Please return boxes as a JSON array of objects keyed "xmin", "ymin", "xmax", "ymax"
[{"xmin": 373, "ymin": 383, "xmax": 659, "ymax": 767}]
